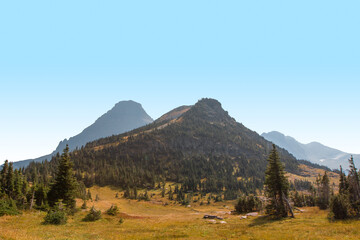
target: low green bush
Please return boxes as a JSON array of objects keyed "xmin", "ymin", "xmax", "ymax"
[
  {"xmin": 43, "ymin": 210, "xmax": 67, "ymax": 225},
  {"xmin": 106, "ymin": 205, "xmax": 118, "ymax": 216},
  {"xmin": 235, "ymin": 195, "xmax": 262, "ymax": 214},
  {"xmin": 83, "ymin": 206, "xmax": 101, "ymax": 221},
  {"xmin": 0, "ymin": 198, "xmax": 20, "ymax": 216},
  {"xmin": 329, "ymin": 194, "xmax": 350, "ymax": 220}
]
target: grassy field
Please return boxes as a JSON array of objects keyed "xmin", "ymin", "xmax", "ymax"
[{"xmin": 0, "ymin": 186, "xmax": 359, "ymax": 240}]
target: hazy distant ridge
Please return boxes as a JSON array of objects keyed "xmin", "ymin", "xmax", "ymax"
[
  {"xmin": 12, "ymin": 100, "xmax": 153, "ymax": 169},
  {"xmin": 262, "ymin": 131, "xmax": 360, "ymax": 170}
]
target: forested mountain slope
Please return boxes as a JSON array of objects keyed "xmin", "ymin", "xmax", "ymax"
[{"xmin": 26, "ymin": 98, "xmax": 300, "ymax": 196}]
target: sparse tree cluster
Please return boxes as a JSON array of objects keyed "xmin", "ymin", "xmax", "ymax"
[
  {"xmin": 235, "ymin": 194, "xmax": 262, "ymax": 213},
  {"xmin": 0, "ymin": 160, "xmax": 29, "ymax": 215},
  {"xmin": 330, "ymin": 156, "xmax": 360, "ymax": 219}
]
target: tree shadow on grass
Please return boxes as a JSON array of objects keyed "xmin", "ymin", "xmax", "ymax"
[{"xmin": 248, "ymin": 215, "xmax": 285, "ymax": 227}]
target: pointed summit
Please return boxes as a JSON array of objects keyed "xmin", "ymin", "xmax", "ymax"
[
  {"xmin": 55, "ymin": 100, "xmax": 153, "ymax": 153},
  {"xmin": 86, "ymin": 100, "xmax": 153, "ymax": 140},
  {"xmin": 13, "ymin": 100, "xmax": 153, "ymax": 169},
  {"xmin": 180, "ymin": 98, "xmax": 235, "ymax": 125}
]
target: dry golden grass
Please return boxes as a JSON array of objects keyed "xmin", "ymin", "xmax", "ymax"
[
  {"xmin": 287, "ymin": 164, "xmax": 340, "ymax": 191},
  {"xmin": 1, "ymin": 186, "xmax": 359, "ymax": 240}
]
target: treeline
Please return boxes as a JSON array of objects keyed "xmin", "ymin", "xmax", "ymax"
[{"xmin": 24, "ymin": 150, "xmax": 263, "ymax": 200}]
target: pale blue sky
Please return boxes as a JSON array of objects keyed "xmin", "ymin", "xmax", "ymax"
[{"xmin": 1, "ymin": 1, "xmax": 359, "ymax": 163}]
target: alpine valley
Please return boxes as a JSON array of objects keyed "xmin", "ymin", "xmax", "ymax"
[{"xmin": 2, "ymin": 98, "xmax": 353, "ymax": 240}]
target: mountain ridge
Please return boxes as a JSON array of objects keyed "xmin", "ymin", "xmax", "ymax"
[
  {"xmin": 12, "ymin": 100, "xmax": 153, "ymax": 169},
  {"xmin": 262, "ymin": 131, "xmax": 360, "ymax": 170},
  {"xmin": 34, "ymin": 98, "xmax": 301, "ymax": 193}
]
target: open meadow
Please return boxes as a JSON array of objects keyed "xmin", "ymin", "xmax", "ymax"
[{"xmin": 0, "ymin": 186, "xmax": 359, "ymax": 240}]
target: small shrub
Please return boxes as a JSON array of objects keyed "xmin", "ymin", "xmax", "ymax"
[
  {"xmin": 235, "ymin": 195, "xmax": 262, "ymax": 214},
  {"xmin": 329, "ymin": 194, "xmax": 350, "ymax": 220},
  {"xmin": 181, "ymin": 198, "xmax": 190, "ymax": 206},
  {"xmin": 214, "ymin": 195, "xmax": 223, "ymax": 202},
  {"xmin": 119, "ymin": 217, "xmax": 124, "ymax": 224},
  {"xmin": 0, "ymin": 198, "xmax": 19, "ymax": 216},
  {"xmin": 81, "ymin": 200, "xmax": 87, "ymax": 209},
  {"xmin": 43, "ymin": 210, "xmax": 67, "ymax": 225},
  {"xmin": 137, "ymin": 191, "xmax": 150, "ymax": 201},
  {"xmin": 106, "ymin": 205, "xmax": 119, "ymax": 216},
  {"xmin": 83, "ymin": 206, "xmax": 101, "ymax": 222},
  {"xmin": 35, "ymin": 201, "xmax": 50, "ymax": 212}
]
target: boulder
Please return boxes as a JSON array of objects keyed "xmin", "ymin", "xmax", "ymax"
[{"xmin": 246, "ymin": 212, "xmax": 258, "ymax": 217}]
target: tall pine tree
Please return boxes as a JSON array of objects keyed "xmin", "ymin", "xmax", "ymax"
[
  {"xmin": 317, "ymin": 171, "xmax": 330, "ymax": 209},
  {"xmin": 348, "ymin": 155, "xmax": 360, "ymax": 212},
  {"xmin": 6, "ymin": 162, "xmax": 15, "ymax": 198},
  {"xmin": 339, "ymin": 165, "xmax": 348, "ymax": 195},
  {"xmin": 47, "ymin": 145, "xmax": 77, "ymax": 210},
  {"xmin": 264, "ymin": 144, "xmax": 290, "ymax": 218},
  {"xmin": 0, "ymin": 160, "xmax": 9, "ymax": 193}
]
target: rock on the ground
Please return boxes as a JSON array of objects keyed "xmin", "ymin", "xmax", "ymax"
[
  {"xmin": 203, "ymin": 215, "xmax": 223, "ymax": 220},
  {"xmin": 246, "ymin": 212, "xmax": 258, "ymax": 217}
]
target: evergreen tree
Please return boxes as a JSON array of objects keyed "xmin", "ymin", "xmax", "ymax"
[
  {"xmin": 13, "ymin": 170, "xmax": 23, "ymax": 198},
  {"xmin": 0, "ymin": 160, "xmax": 9, "ymax": 193},
  {"xmin": 292, "ymin": 191, "xmax": 305, "ymax": 207},
  {"xmin": 134, "ymin": 187, "xmax": 138, "ymax": 200},
  {"xmin": 348, "ymin": 156, "xmax": 360, "ymax": 208},
  {"xmin": 87, "ymin": 189, "xmax": 92, "ymax": 201},
  {"xmin": 124, "ymin": 187, "xmax": 130, "ymax": 199},
  {"xmin": 144, "ymin": 190, "xmax": 149, "ymax": 201},
  {"xmin": 264, "ymin": 144, "xmax": 290, "ymax": 218},
  {"xmin": 34, "ymin": 184, "xmax": 48, "ymax": 207},
  {"xmin": 47, "ymin": 145, "xmax": 77, "ymax": 210},
  {"xmin": 235, "ymin": 195, "xmax": 262, "ymax": 213},
  {"xmin": 168, "ymin": 186, "xmax": 174, "ymax": 200},
  {"xmin": 161, "ymin": 187, "xmax": 165, "ymax": 198},
  {"xmin": 329, "ymin": 193, "xmax": 350, "ymax": 220},
  {"xmin": 330, "ymin": 156, "xmax": 360, "ymax": 219},
  {"xmin": 339, "ymin": 165, "xmax": 348, "ymax": 195},
  {"xmin": 317, "ymin": 172, "xmax": 330, "ymax": 209},
  {"xmin": 6, "ymin": 162, "xmax": 15, "ymax": 197}
]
